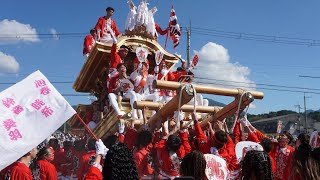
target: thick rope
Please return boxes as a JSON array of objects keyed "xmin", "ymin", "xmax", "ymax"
[
  {"xmin": 230, "ymin": 91, "xmax": 248, "ymax": 132},
  {"xmin": 177, "ymin": 84, "xmax": 197, "ymax": 129},
  {"xmin": 177, "ymin": 84, "xmax": 187, "ymax": 128},
  {"xmin": 184, "ymin": 84, "xmax": 197, "ymax": 128}
]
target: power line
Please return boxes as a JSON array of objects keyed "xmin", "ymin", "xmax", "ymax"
[
  {"xmin": 194, "ymin": 77, "xmax": 320, "ymax": 91},
  {"xmin": 193, "ymin": 80, "xmax": 320, "ymax": 95},
  {"xmin": 299, "ymin": 75, "xmax": 320, "ymax": 79},
  {"xmin": 0, "ymin": 32, "xmax": 87, "ymax": 39},
  {"xmin": 2, "ymin": 26, "xmax": 320, "ymax": 47},
  {"xmin": 180, "ymin": 27, "xmax": 320, "ymax": 47}
]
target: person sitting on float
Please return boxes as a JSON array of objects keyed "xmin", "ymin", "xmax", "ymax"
[
  {"xmin": 108, "ymin": 44, "xmax": 130, "ymax": 80},
  {"xmin": 130, "ymin": 60, "xmax": 159, "ymax": 118},
  {"xmin": 153, "ymin": 59, "xmax": 176, "ymax": 103},
  {"xmin": 108, "ymin": 63, "xmax": 138, "ymax": 120}
]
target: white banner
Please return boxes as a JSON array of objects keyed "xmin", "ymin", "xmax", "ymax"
[{"xmin": 0, "ymin": 70, "xmax": 76, "ymax": 170}]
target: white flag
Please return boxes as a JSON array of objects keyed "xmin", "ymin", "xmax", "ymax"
[{"xmin": 0, "ymin": 70, "xmax": 76, "ymax": 170}]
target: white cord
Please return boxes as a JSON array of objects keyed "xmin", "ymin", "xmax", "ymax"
[
  {"xmin": 230, "ymin": 91, "xmax": 248, "ymax": 132},
  {"xmin": 177, "ymin": 84, "xmax": 197, "ymax": 128}
]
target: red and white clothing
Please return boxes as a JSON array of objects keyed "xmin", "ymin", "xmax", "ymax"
[
  {"xmin": 156, "ymin": 70, "xmax": 176, "ymax": 103},
  {"xmin": 70, "ymin": 149, "xmax": 83, "ymax": 179},
  {"xmin": 78, "ymin": 150, "xmax": 96, "ymax": 180},
  {"xmin": 134, "ymin": 143, "xmax": 154, "ymax": 179},
  {"xmin": 107, "ymin": 74, "xmax": 138, "ymax": 118},
  {"xmin": 130, "ymin": 70, "xmax": 159, "ymax": 118},
  {"xmin": 270, "ymin": 143, "xmax": 294, "ymax": 180},
  {"xmin": 193, "ymin": 120, "xmax": 239, "ymax": 173},
  {"xmin": 84, "ymin": 166, "xmax": 102, "ymax": 180},
  {"xmin": 110, "ymin": 44, "xmax": 123, "ymax": 70},
  {"xmin": 0, "ymin": 162, "xmax": 14, "ymax": 180},
  {"xmin": 8, "ymin": 161, "xmax": 32, "ymax": 180},
  {"xmin": 155, "ymin": 131, "xmax": 191, "ymax": 178},
  {"xmin": 107, "ymin": 43, "xmax": 125, "ymax": 81},
  {"xmin": 53, "ymin": 149, "xmax": 69, "ymax": 179},
  {"xmin": 155, "ymin": 23, "xmax": 167, "ymax": 37},
  {"xmin": 193, "ymin": 121, "xmax": 210, "ymax": 154},
  {"xmin": 130, "ymin": 70, "xmax": 156, "ymax": 95},
  {"xmin": 33, "ymin": 159, "xmax": 58, "ymax": 180},
  {"xmin": 95, "ymin": 17, "xmax": 120, "ymax": 43},
  {"xmin": 83, "ymin": 34, "xmax": 96, "ymax": 57}
]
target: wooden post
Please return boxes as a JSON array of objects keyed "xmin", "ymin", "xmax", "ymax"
[
  {"xmin": 134, "ymin": 101, "xmax": 222, "ymax": 113},
  {"xmin": 147, "ymin": 85, "xmax": 195, "ymax": 131},
  {"xmin": 200, "ymin": 92, "xmax": 254, "ymax": 128},
  {"xmin": 153, "ymin": 80, "xmax": 264, "ymax": 99}
]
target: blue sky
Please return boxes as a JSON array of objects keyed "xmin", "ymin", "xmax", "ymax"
[{"xmin": 1, "ymin": 0, "xmax": 320, "ymax": 114}]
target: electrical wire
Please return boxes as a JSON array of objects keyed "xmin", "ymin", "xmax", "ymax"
[
  {"xmin": 193, "ymin": 80, "xmax": 320, "ymax": 95},
  {"xmin": 194, "ymin": 77, "xmax": 320, "ymax": 91}
]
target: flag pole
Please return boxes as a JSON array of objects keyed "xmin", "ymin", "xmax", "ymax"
[
  {"xmin": 164, "ymin": 5, "xmax": 173, "ymax": 50},
  {"xmin": 75, "ymin": 113, "xmax": 98, "ymax": 141}
]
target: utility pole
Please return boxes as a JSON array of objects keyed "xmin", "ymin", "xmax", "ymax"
[
  {"xmin": 304, "ymin": 93, "xmax": 309, "ymax": 133},
  {"xmin": 294, "ymin": 104, "xmax": 302, "ymax": 132},
  {"xmin": 186, "ymin": 19, "xmax": 191, "ymax": 69},
  {"xmin": 186, "ymin": 28, "xmax": 191, "ymax": 69}
]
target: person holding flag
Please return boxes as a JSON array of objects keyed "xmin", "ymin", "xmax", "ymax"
[
  {"xmin": 0, "ymin": 70, "xmax": 76, "ymax": 173},
  {"xmin": 165, "ymin": 6, "xmax": 181, "ymax": 49}
]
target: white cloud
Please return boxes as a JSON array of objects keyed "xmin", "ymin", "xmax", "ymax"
[
  {"xmin": 248, "ymin": 103, "xmax": 256, "ymax": 109},
  {"xmin": 0, "ymin": 19, "xmax": 39, "ymax": 44},
  {"xmin": 0, "ymin": 51, "xmax": 20, "ymax": 74},
  {"xmin": 193, "ymin": 42, "xmax": 256, "ymax": 90},
  {"xmin": 49, "ymin": 28, "xmax": 59, "ymax": 40}
]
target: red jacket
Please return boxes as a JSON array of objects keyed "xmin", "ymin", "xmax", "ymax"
[
  {"xmin": 171, "ymin": 70, "xmax": 189, "ymax": 82},
  {"xmin": 217, "ymin": 136, "xmax": 239, "ymax": 171},
  {"xmin": 37, "ymin": 159, "xmax": 58, "ymax": 180},
  {"xmin": 78, "ymin": 150, "xmax": 96, "ymax": 180},
  {"xmin": 193, "ymin": 121, "xmax": 210, "ymax": 154},
  {"xmin": 134, "ymin": 143, "xmax": 154, "ymax": 178},
  {"xmin": 155, "ymin": 131, "xmax": 191, "ymax": 177},
  {"xmin": 110, "ymin": 44, "xmax": 122, "ymax": 69},
  {"xmin": 95, "ymin": 17, "xmax": 120, "ymax": 40},
  {"xmin": 9, "ymin": 162, "xmax": 33, "ymax": 180},
  {"xmin": 155, "ymin": 24, "xmax": 167, "ymax": 35},
  {"xmin": 52, "ymin": 149, "xmax": 66, "ymax": 176},
  {"xmin": 270, "ymin": 143, "xmax": 294, "ymax": 180},
  {"xmin": 157, "ymin": 71, "xmax": 176, "ymax": 97},
  {"xmin": 83, "ymin": 34, "xmax": 95, "ymax": 55},
  {"xmin": 247, "ymin": 132, "xmax": 260, "ymax": 143},
  {"xmin": 84, "ymin": 166, "xmax": 102, "ymax": 180},
  {"xmin": 0, "ymin": 162, "xmax": 14, "ymax": 180},
  {"xmin": 233, "ymin": 121, "xmax": 241, "ymax": 144}
]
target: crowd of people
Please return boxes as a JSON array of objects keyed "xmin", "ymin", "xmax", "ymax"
[
  {"xmin": 1, "ymin": 112, "xmax": 319, "ymax": 180},
  {"xmin": 1, "ymin": 2, "xmax": 320, "ymax": 180}
]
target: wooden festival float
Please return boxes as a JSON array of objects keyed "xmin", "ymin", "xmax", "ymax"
[{"xmin": 68, "ymin": 2, "xmax": 264, "ymax": 139}]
